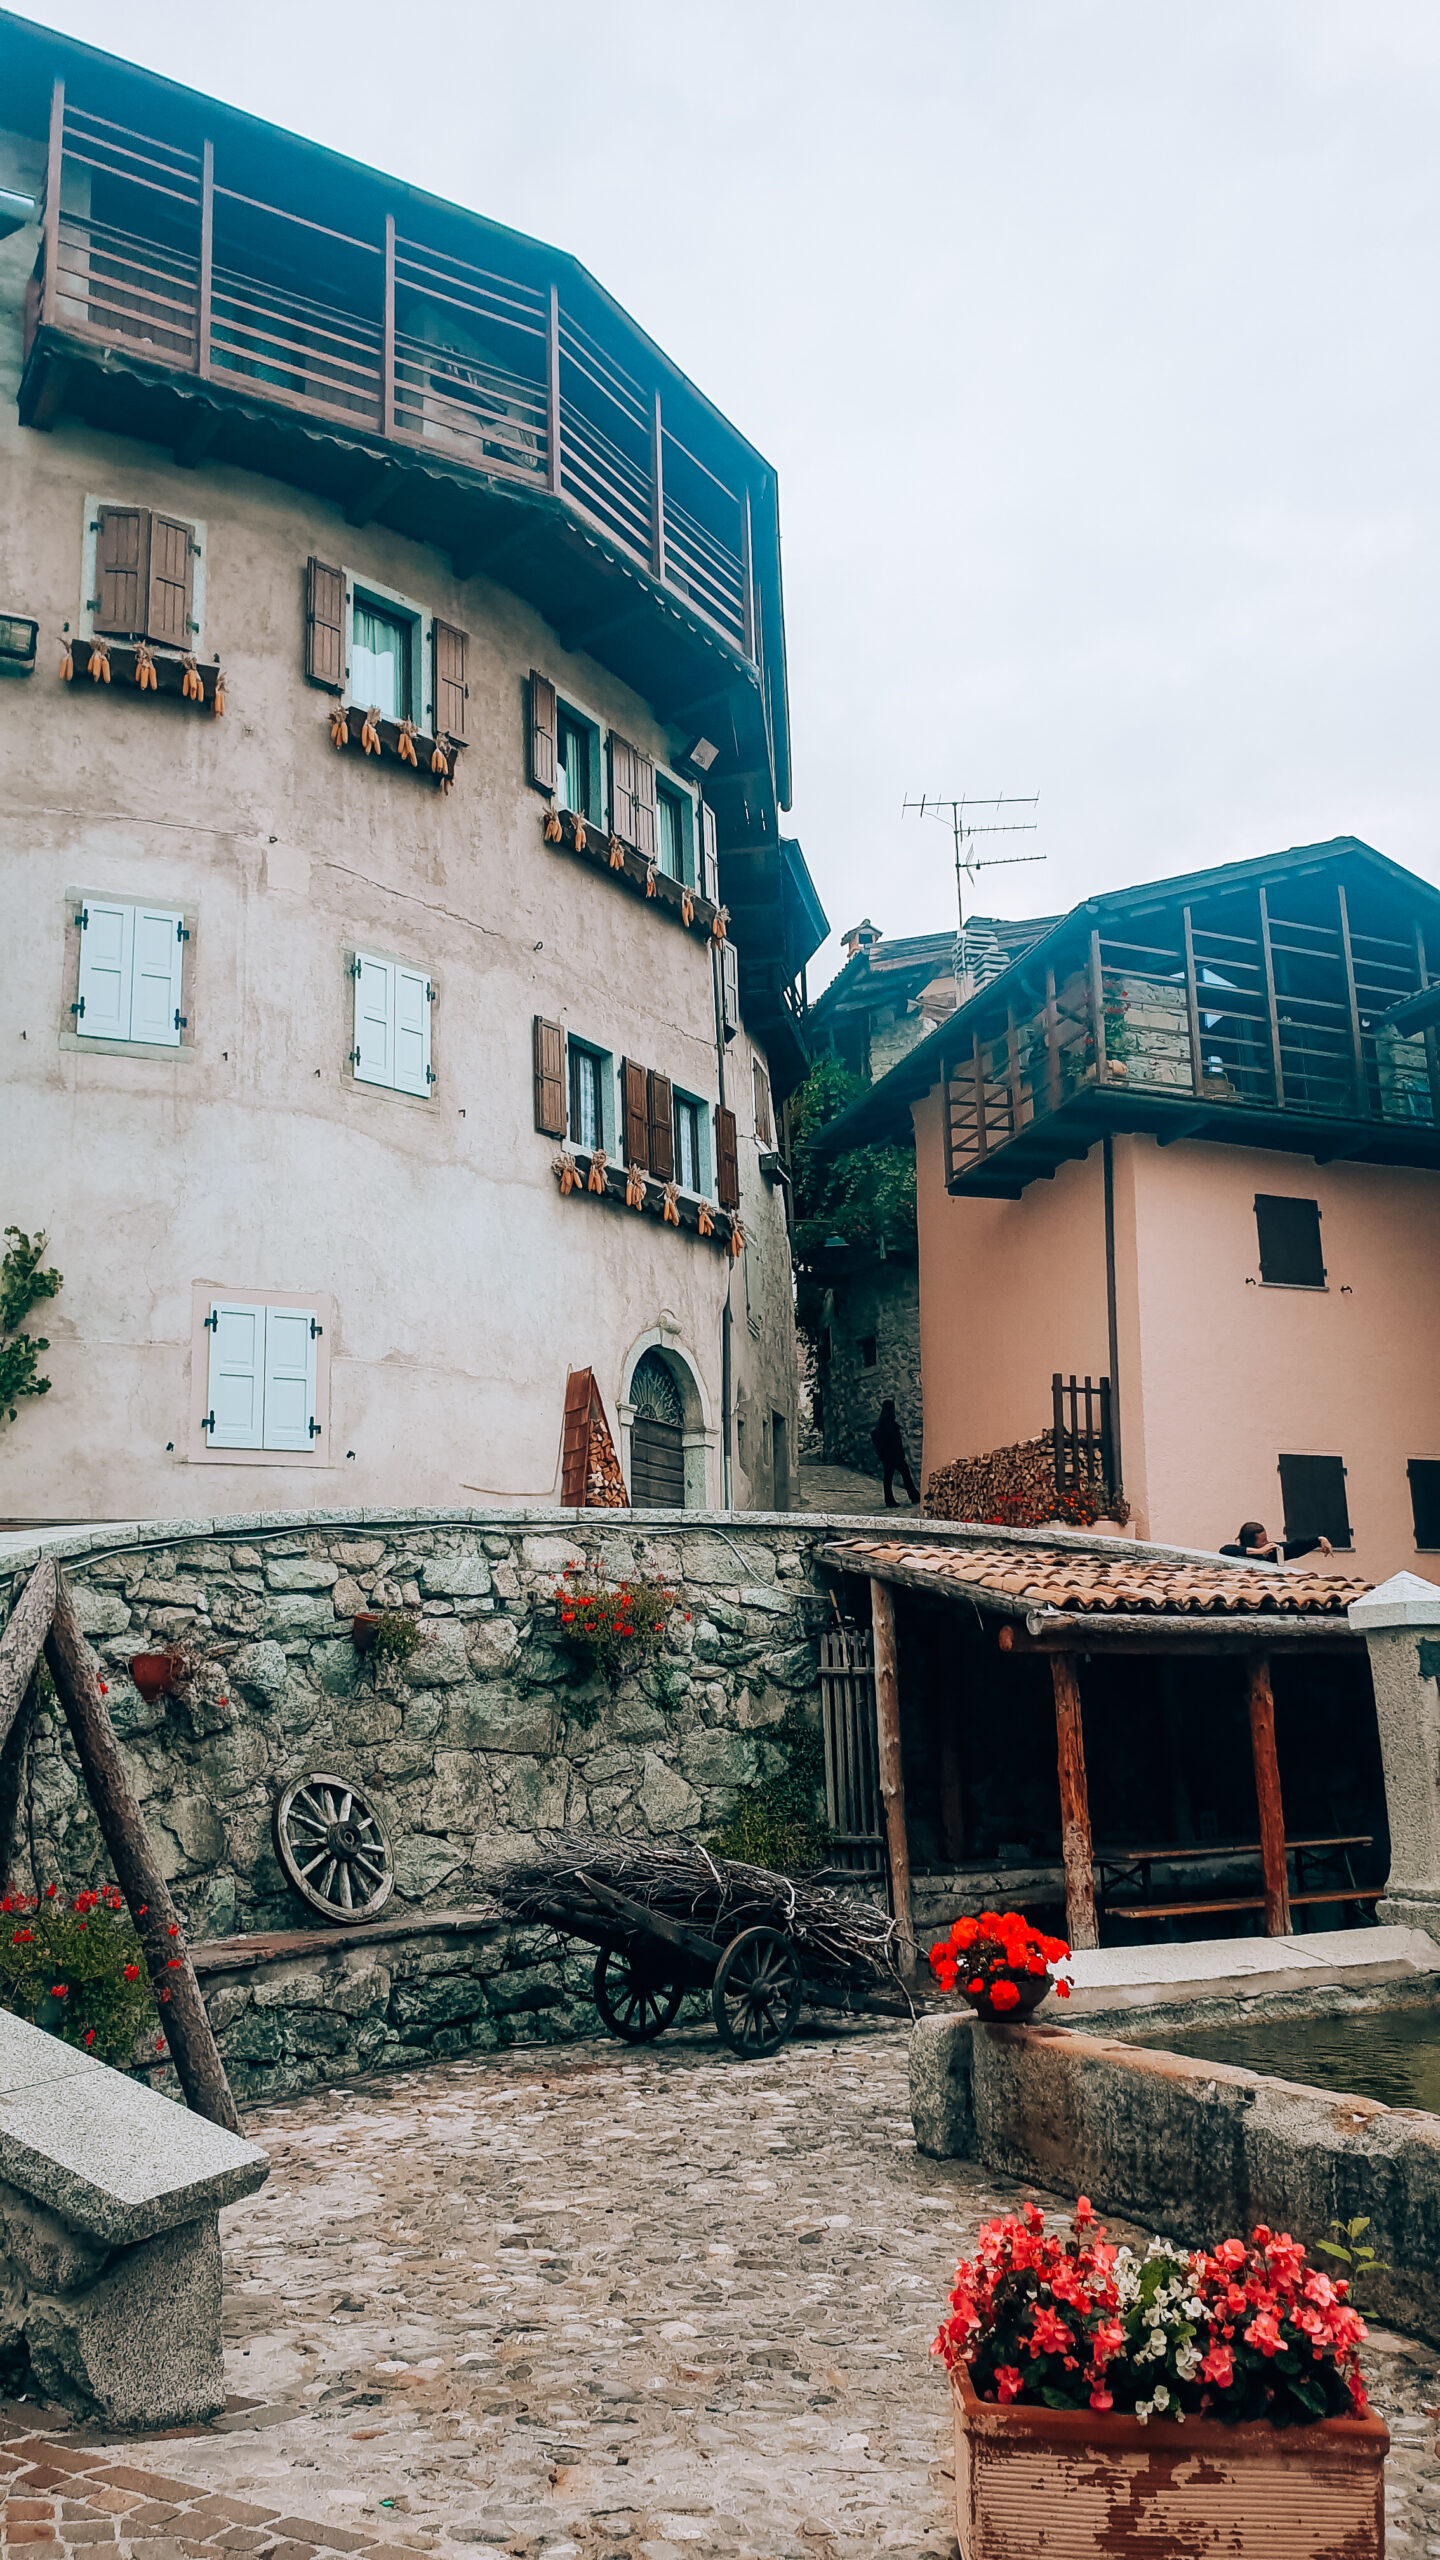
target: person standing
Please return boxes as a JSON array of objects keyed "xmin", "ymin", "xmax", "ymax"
[{"xmin": 872, "ymin": 1400, "xmax": 920, "ymax": 1509}]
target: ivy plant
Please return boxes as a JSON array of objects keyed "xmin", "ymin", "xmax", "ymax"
[{"xmin": 0, "ymin": 1229, "xmax": 62, "ymax": 1426}]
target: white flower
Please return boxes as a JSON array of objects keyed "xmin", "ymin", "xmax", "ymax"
[
  {"xmin": 1149, "ymin": 2330, "xmax": 1166, "ymax": 2355},
  {"xmin": 1153, "ymin": 2384, "xmax": 1171, "ymax": 2410}
]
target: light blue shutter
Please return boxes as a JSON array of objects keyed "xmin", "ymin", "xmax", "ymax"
[
  {"xmin": 129, "ymin": 907, "xmax": 184, "ymax": 1046},
  {"xmin": 353, "ymin": 954, "xmax": 394, "ymax": 1087},
  {"xmin": 76, "ymin": 901, "xmax": 133, "ymax": 1040},
  {"xmin": 394, "ymin": 966, "xmax": 432, "ymax": 1097},
  {"xmin": 262, "ymin": 1306, "xmax": 318, "ymax": 1451},
  {"xmin": 206, "ymin": 1303, "xmax": 265, "ymax": 1448}
]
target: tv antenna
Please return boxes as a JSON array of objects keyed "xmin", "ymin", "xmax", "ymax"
[{"xmin": 902, "ymin": 793, "xmax": 1043, "ymax": 934}]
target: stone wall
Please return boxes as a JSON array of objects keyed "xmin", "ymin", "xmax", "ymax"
[{"xmin": 817, "ymin": 1259, "xmax": 923, "ymax": 1479}]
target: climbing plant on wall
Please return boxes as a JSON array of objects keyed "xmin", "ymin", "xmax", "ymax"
[{"xmin": 0, "ymin": 1229, "xmax": 62, "ymax": 1426}]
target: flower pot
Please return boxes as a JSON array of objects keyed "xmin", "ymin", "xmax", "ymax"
[
  {"xmin": 950, "ymin": 2361, "xmax": 1387, "ymax": 2560},
  {"xmin": 351, "ymin": 1614, "xmax": 382, "ymax": 1653},
  {"xmin": 128, "ymin": 1651, "xmax": 181, "ymax": 1704},
  {"xmin": 959, "ymin": 1974, "xmax": 1052, "ymax": 2024}
]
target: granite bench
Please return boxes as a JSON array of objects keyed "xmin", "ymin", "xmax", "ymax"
[{"xmin": 0, "ymin": 2009, "xmax": 268, "ymax": 2427}]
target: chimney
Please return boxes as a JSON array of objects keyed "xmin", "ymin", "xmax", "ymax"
[{"xmin": 841, "ymin": 918, "xmax": 881, "ymax": 960}]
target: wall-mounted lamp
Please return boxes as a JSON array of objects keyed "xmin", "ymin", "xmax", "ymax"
[{"xmin": 682, "ymin": 736, "xmax": 719, "ymax": 774}]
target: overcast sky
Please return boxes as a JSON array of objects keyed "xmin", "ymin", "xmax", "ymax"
[{"xmin": 17, "ymin": 0, "xmax": 1440, "ymax": 983}]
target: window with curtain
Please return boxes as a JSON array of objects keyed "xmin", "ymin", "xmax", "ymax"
[
  {"xmin": 674, "ymin": 1092, "xmax": 702, "ymax": 1190},
  {"xmin": 351, "ymin": 600, "xmax": 411, "ymax": 720},
  {"xmin": 568, "ymin": 1044, "xmax": 606, "ymax": 1152}
]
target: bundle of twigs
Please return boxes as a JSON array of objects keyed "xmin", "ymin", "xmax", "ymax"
[{"xmin": 478, "ymin": 1829, "xmax": 902, "ymax": 1989}]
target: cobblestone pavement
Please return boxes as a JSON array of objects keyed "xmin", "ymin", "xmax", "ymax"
[{"xmin": 4, "ymin": 2024, "xmax": 1440, "ymax": 2560}]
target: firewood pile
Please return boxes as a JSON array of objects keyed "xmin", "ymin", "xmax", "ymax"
[{"xmin": 925, "ymin": 1436, "xmax": 1129, "ymax": 1528}]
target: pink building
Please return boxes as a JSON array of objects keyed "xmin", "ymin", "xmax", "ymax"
[{"xmin": 818, "ymin": 838, "xmax": 1440, "ymax": 1584}]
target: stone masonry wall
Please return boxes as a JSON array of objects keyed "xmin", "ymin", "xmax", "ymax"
[{"xmin": 819, "ymin": 1260, "xmax": 923, "ymax": 1481}]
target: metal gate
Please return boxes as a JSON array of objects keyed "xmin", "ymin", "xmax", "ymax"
[{"xmin": 818, "ymin": 1627, "xmax": 885, "ymax": 1878}]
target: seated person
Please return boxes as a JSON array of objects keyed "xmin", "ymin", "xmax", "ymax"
[{"xmin": 1219, "ymin": 1517, "xmax": 1334, "ymax": 1564}]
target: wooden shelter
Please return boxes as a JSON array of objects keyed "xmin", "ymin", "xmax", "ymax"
[{"xmin": 819, "ymin": 1533, "xmax": 1378, "ymax": 1962}]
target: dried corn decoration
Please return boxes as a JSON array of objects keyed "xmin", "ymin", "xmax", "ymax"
[
  {"xmin": 661, "ymin": 1180, "xmax": 681, "ymax": 1227},
  {"xmin": 58, "ymin": 636, "xmax": 73, "ymax": 681},
  {"xmin": 608, "ymin": 834, "xmax": 625, "ymax": 870},
  {"xmin": 544, "ymin": 808, "xmax": 564, "ymax": 844},
  {"xmin": 133, "ymin": 640, "xmax": 158, "ymax": 692},
  {"xmin": 430, "ymin": 734, "xmax": 450, "ymax": 780},
  {"xmin": 727, "ymin": 1217, "xmax": 746, "ymax": 1261},
  {"xmin": 360, "ymin": 706, "xmax": 382, "ymax": 756},
  {"xmin": 396, "ymin": 715, "xmax": 419, "ymax": 768},
  {"xmin": 211, "ymin": 667, "xmax": 226, "ymax": 718},
  {"xmin": 88, "ymin": 637, "xmax": 110, "ymax": 683},
  {"xmin": 680, "ymin": 889, "xmax": 695, "ymax": 927},
  {"xmin": 696, "ymin": 1202, "xmax": 715, "ymax": 1237},
  {"xmin": 711, "ymin": 904, "xmax": 730, "ymax": 944},
  {"xmin": 572, "ymin": 817, "xmax": 588, "ymax": 853},
  {"xmin": 329, "ymin": 704, "xmax": 350, "ymax": 750},
  {"xmin": 586, "ymin": 1145, "xmax": 609, "ymax": 1195},
  {"xmin": 625, "ymin": 1166, "xmax": 645, "ymax": 1210},
  {"xmin": 644, "ymin": 859, "xmax": 659, "ymax": 899},
  {"xmin": 181, "ymin": 653, "xmax": 204, "ymax": 703},
  {"xmin": 552, "ymin": 1149, "xmax": 579, "ymax": 1196}
]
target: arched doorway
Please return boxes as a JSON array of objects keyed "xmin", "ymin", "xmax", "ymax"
[{"xmin": 629, "ymin": 1349, "xmax": 686, "ymax": 1508}]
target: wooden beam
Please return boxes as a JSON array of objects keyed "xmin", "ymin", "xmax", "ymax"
[
  {"xmin": 740, "ymin": 487, "xmax": 756, "ymax": 663},
  {"xmin": 1414, "ymin": 921, "xmax": 1440, "ymax": 1124},
  {"xmin": 1182, "ymin": 905, "xmax": 1205, "ymax": 1096},
  {"xmin": 1088, "ymin": 927, "xmax": 1109, "ymax": 1087},
  {"xmin": 1247, "ymin": 1653, "xmax": 1292, "ymax": 1937},
  {"xmin": 174, "ymin": 409, "xmax": 222, "ymax": 470},
  {"xmin": 997, "ymin": 1619, "xmax": 1359, "ymax": 1653},
  {"xmin": 381, "ymin": 212, "xmax": 396, "ymax": 439},
  {"xmin": 40, "ymin": 78, "xmax": 62, "ymax": 332},
  {"xmin": 197, "ymin": 139, "xmax": 213, "ymax": 379},
  {"xmin": 650, "ymin": 387, "xmax": 665, "ymax": 584},
  {"xmin": 868, "ymin": 1577, "xmax": 915, "ymax": 1977},
  {"xmin": 1043, "ymin": 967, "xmax": 1062, "ymax": 1114},
  {"xmin": 972, "ymin": 1033, "xmax": 988, "ymax": 1160},
  {"xmin": 345, "ymin": 464, "xmax": 397, "ymax": 529},
  {"xmin": 546, "ymin": 282, "xmax": 562, "ymax": 496},
  {"xmin": 1257, "ymin": 884, "xmax": 1285, "ymax": 1106},
  {"xmin": 0, "ymin": 1558, "xmax": 57, "ymax": 1742},
  {"xmin": 44, "ymin": 1576, "xmax": 240, "ymax": 2131},
  {"xmin": 1050, "ymin": 1653, "xmax": 1098, "ymax": 1950},
  {"xmin": 1336, "ymin": 881, "xmax": 1370, "ymax": 1117}
]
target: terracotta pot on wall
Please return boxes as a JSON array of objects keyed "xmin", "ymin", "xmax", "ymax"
[
  {"xmin": 351, "ymin": 1614, "xmax": 382, "ymax": 1653},
  {"xmin": 951, "ymin": 2361, "xmax": 1387, "ymax": 2560},
  {"xmin": 128, "ymin": 1651, "xmax": 182, "ymax": 1704}
]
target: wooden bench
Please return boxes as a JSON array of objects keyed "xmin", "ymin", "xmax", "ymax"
[{"xmin": 1110, "ymin": 1888, "xmax": 1380, "ymax": 1923}]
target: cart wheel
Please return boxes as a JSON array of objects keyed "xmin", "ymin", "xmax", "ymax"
[
  {"xmin": 593, "ymin": 1946, "xmax": 684, "ymax": 2044},
  {"xmin": 711, "ymin": 1926, "xmax": 803, "ymax": 2059}
]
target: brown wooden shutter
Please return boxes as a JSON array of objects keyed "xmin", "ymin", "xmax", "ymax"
[
  {"xmin": 533, "ymin": 1016, "xmax": 566, "ymax": 1135},
  {"xmin": 561, "ymin": 1368, "xmax": 593, "ymax": 1506},
  {"xmin": 305, "ymin": 557, "xmax": 346, "ymax": 689},
  {"xmin": 753, "ymin": 1058, "xmax": 773, "ymax": 1146},
  {"xmin": 609, "ymin": 732, "xmax": 637, "ymax": 843},
  {"xmin": 433, "ymin": 620, "xmax": 468, "ymax": 740},
  {"xmin": 647, "ymin": 1070, "xmax": 675, "ymax": 1182},
  {"xmin": 528, "ymin": 670, "xmax": 557, "ymax": 791},
  {"xmin": 632, "ymin": 753, "xmax": 658, "ymax": 862},
  {"xmin": 93, "ymin": 505, "xmax": 150, "ymax": 636},
  {"xmin": 715, "ymin": 1104, "xmax": 740, "ymax": 1210},
  {"xmin": 622, "ymin": 1059, "xmax": 650, "ymax": 1170},
  {"xmin": 699, "ymin": 797, "xmax": 720, "ymax": 904},
  {"xmin": 147, "ymin": 514, "xmax": 195, "ymax": 648}
]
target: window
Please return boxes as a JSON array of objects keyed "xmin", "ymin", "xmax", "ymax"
[
  {"xmin": 204, "ymin": 1302, "xmax": 320, "ymax": 1452},
  {"xmin": 1255, "ymin": 1195, "xmax": 1325, "ymax": 1288},
  {"xmin": 675, "ymin": 1092, "xmax": 703, "ymax": 1192},
  {"xmin": 569, "ymin": 1043, "xmax": 607, "ymax": 1152},
  {"xmin": 557, "ymin": 705, "xmax": 602, "ymax": 821},
  {"xmin": 73, "ymin": 900, "xmax": 185, "ymax": 1046},
  {"xmin": 1277, "ymin": 1452, "xmax": 1351, "ymax": 1550},
  {"xmin": 1409, "ymin": 1460, "xmax": 1440, "ymax": 1549},
  {"xmin": 351, "ymin": 600, "xmax": 412, "ymax": 721},
  {"xmin": 87, "ymin": 502, "xmax": 201, "ymax": 647},
  {"xmin": 657, "ymin": 779, "xmax": 694, "ymax": 885},
  {"xmin": 861, "ymin": 1336, "xmax": 878, "ymax": 1368},
  {"xmin": 351, "ymin": 952, "xmax": 433, "ymax": 1097}
]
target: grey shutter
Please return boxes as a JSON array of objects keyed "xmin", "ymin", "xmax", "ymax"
[
  {"xmin": 1277, "ymin": 1452, "xmax": 1351, "ymax": 1549},
  {"xmin": 94, "ymin": 505, "xmax": 151, "ymax": 636},
  {"xmin": 1255, "ymin": 1195, "xmax": 1325, "ymax": 1287},
  {"xmin": 433, "ymin": 620, "xmax": 468, "ymax": 740},
  {"xmin": 720, "ymin": 939, "xmax": 740, "ymax": 1038},
  {"xmin": 305, "ymin": 557, "xmax": 346, "ymax": 689},
  {"xmin": 528, "ymin": 671, "xmax": 557, "ymax": 792},
  {"xmin": 647, "ymin": 1070, "xmax": 675, "ymax": 1182},
  {"xmin": 622, "ymin": 1059, "xmax": 650, "ymax": 1170},
  {"xmin": 533, "ymin": 1016, "xmax": 566, "ymax": 1135},
  {"xmin": 715, "ymin": 1104, "xmax": 740, "ymax": 1210},
  {"xmin": 632, "ymin": 752, "xmax": 658, "ymax": 861},
  {"xmin": 609, "ymin": 733, "xmax": 639, "ymax": 843},
  {"xmin": 147, "ymin": 514, "xmax": 195, "ymax": 648},
  {"xmin": 699, "ymin": 798, "xmax": 720, "ymax": 904}
]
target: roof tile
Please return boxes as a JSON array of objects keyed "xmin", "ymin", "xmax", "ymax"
[{"xmin": 825, "ymin": 1538, "xmax": 1368, "ymax": 1617}]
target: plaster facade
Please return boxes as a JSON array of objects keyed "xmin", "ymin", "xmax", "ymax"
[{"xmin": 0, "ymin": 108, "xmax": 803, "ymax": 1525}]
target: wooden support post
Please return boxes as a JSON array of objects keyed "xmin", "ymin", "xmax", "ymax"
[
  {"xmin": 1258, "ymin": 884, "xmax": 1285, "ymax": 1107},
  {"xmin": 740, "ymin": 486, "xmax": 756, "ymax": 663},
  {"xmin": 1247, "ymin": 1652, "xmax": 1292, "ymax": 1938},
  {"xmin": 650, "ymin": 387, "xmax": 665, "ymax": 584},
  {"xmin": 1088, "ymin": 927, "xmax": 1109, "ymax": 1086},
  {"xmin": 869, "ymin": 1577, "xmax": 915, "ymax": 1977},
  {"xmin": 1050, "ymin": 1653, "xmax": 1098, "ymax": 1950},
  {"xmin": 197, "ymin": 139, "xmax": 213, "ymax": 380},
  {"xmin": 381, "ymin": 211, "xmax": 396, "ymax": 438},
  {"xmin": 1336, "ymin": 882, "xmax": 1370, "ymax": 1119},
  {"xmin": 1044, "ymin": 966, "xmax": 1063, "ymax": 1114},
  {"xmin": 44, "ymin": 1576, "xmax": 240, "ymax": 2131},
  {"xmin": 40, "ymin": 78, "xmax": 63, "ymax": 331},
  {"xmin": 546, "ymin": 282, "xmax": 562, "ymax": 495},
  {"xmin": 1182, "ymin": 905, "xmax": 1205, "ymax": 1096},
  {"xmin": 0, "ymin": 1558, "xmax": 56, "ymax": 1742}
]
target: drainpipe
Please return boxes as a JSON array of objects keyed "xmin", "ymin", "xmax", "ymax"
[
  {"xmin": 1102, "ymin": 1135, "xmax": 1124, "ymax": 1498},
  {"xmin": 711, "ymin": 927, "xmax": 734, "ymax": 1511}
]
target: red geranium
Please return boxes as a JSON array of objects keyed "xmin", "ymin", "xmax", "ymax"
[{"xmin": 929, "ymin": 1909, "xmax": 1072, "ymax": 2006}]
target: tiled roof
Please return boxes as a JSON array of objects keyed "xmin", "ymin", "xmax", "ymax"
[{"xmin": 821, "ymin": 1537, "xmax": 1369, "ymax": 1618}]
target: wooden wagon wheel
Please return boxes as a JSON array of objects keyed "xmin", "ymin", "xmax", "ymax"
[
  {"xmin": 711, "ymin": 1924, "xmax": 803, "ymax": 2059},
  {"xmin": 273, "ymin": 1772, "xmax": 393, "ymax": 1923},
  {"xmin": 592, "ymin": 1945, "xmax": 684, "ymax": 2043}
]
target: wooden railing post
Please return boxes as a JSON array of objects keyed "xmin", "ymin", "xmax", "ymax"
[
  {"xmin": 1336, "ymin": 882, "xmax": 1371, "ymax": 1118},
  {"xmin": 40, "ymin": 77, "xmax": 63, "ymax": 330},
  {"xmin": 1050, "ymin": 1652, "xmax": 1099, "ymax": 1950},
  {"xmin": 1258, "ymin": 884, "xmax": 1285, "ymax": 1107},
  {"xmin": 650, "ymin": 387, "xmax": 665, "ymax": 583},
  {"xmin": 1247, "ymin": 1653, "xmax": 1292, "ymax": 1937},
  {"xmin": 1044, "ymin": 967, "xmax": 1063, "ymax": 1113},
  {"xmin": 740, "ymin": 487, "xmax": 756, "ymax": 663},
  {"xmin": 1182, "ymin": 905, "xmax": 1205, "ymax": 1095},
  {"xmin": 197, "ymin": 138, "xmax": 213, "ymax": 378},
  {"xmin": 972, "ymin": 1032, "xmax": 988, "ymax": 1159},
  {"xmin": 381, "ymin": 212, "xmax": 396, "ymax": 437},
  {"xmin": 1415, "ymin": 923, "xmax": 1440, "ymax": 1126},
  {"xmin": 1088, "ymin": 928, "xmax": 1109, "ymax": 1085},
  {"xmin": 869, "ymin": 1577, "xmax": 915, "ymax": 1977},
  {"xmin": 546, "ymin": 281, "xmax": 562, "ymax": 495}
]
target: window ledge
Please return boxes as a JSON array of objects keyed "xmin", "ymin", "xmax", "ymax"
[
  {"xmin": 61, "ymin": 1032, "xmax": 196, "ymax": 1062},
  {"xmin": 66, "ymin": 636, "xmax": 223, "ymax": 707},
  {"xmin": 328, "ymin": 703, "xmax": 467, "ymax": 788},
  {"xmin": 544, "ymin": 806, "xmax": 721, "ymax": 938},
  {"xmin": 552, "ymin": 1147, "xmax": 741, "ymax": 1250},
  {"xmin": 1257, "ymin": 1280, "xmax": 1329, "ymax": 1293}
]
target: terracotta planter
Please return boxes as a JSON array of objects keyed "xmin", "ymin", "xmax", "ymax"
[
  {"xmin": 128, "ymin": 1650, "xmax": 181, "ymax": 1703},
  {"xmin": 351, "ymin": 1614, "xmax": 382, "ymax": 1653},
  {"xmin": 960, "ymin": 1974, "xmax": 1052, "ymax": 2024},
  {"xmin": 951, "ymin": 2360, "xmax": 1387, "ymax": 2560}
]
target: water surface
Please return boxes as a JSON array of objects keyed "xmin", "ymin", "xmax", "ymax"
[{"xmin": 1137, "ymin": 2004, "xmax": 1440, "ymax": 2113}]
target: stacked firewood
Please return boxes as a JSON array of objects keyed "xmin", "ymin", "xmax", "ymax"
[
  {"xmin": 585, "ymin": 1402, "xmax": 629, "ymax": 1507},
  {"xmin": 924, "ymin": 1435, "xmax": 1129, "ymax": 1528}
]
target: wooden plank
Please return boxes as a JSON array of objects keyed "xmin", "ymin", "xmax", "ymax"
[
  {"xmin": 1182, "ymin": 905, "xmax": 1205, "ymax": 1096},
  {"xmin": 44, "ymin": 1575, "xmax": 240, "ymax": 2130},
  {"xmin": 382, "ymin": 212, "xmax": 396, "ymax": 437},
  {"xmin": 1257, "ymin": 884, "xmax": 1285, "ymax": 1105},
  {"xmin": 41, "ymin": 78, "xmax": 63, "ymax": 331},
  {"xmin": 740, "ymin": 486, "xmax": 756, "ymax": 662},
  {"xmin": 1050, "ymin": 1653, "xmax": 1099, "ymax": 1950},
  {"xmin": 869, "ymin": 1577, "xmax": 916, "ymax": 1976},
  {"xmin": 197, "ymin": 138, "xmax": 213, "ymax": 378},
  {"xmin": 0, "ymin": 1557, "xmax": 57, "ymax": 1742},
  {"xmin": 1415, "ymin": 921, "xmax": 1440, "ymax": 1125},
  {"xmin": 1088, "ymin": 928, "xmax": 1109, "ymax": 1087},
  {"xmin": 1336, "ymin": 882, "xmax": 1370, "ymax": 1118},
  {"xmin": 546, "ymin": 281, "xmax": 561, "ymax": 495},
  {"xmin": 996, "ymin": 1619, "xmax": 1359, "ymax": 1652},
  {"xmin": 941, "ymin": 1052, "xmax": 957, "ymax": 1186},
  {"xmin": 1247, "ymin": 1653, "xmax": 1292, "ymax": 1936},
  {"xmin": 972, "ymin": 1035, "xmax": 988, "ymax": 1160},
  {"xmin": 1044, "ymin": 967, "xmax": 1062, "ymax": 1114},
  {"xmin": 650, "ymin": 387, "xmax": 665, "ymax": 583},
  {"xmin": 576, "ymin": 1871, "xmax": 722, "ymax": 1967}
]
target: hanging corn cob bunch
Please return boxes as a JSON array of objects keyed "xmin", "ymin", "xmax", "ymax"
[
  {"xmin": 586, "ymin": 1146, "xmax": 609, "ymax": 1194},
  {"xmin": 644, "ymin": 859, "xmax": 659, "ymax": 898},
  {"xmin": 608, "ymin": 835, "xmax": 625, "ymax": 871},
  {"xmin": 88, "ymin": 637, "xmax": 111, "ymax": 683},
  {"xmin": 430, "ymin": 733, "xmax": 450, "ymax": 780},
  {"xmin": 58, "ymin": 634, "xmax": 73, "ymax": 681},
  {"xmin": 133, "ymin": 641, "xmax": 158, "ymax": 692},
  {"xmin": 696, "ymin": 1202, "xmax": 715, "ymax": 1237},
  {"xmin": 544, "ymin": 807, "xmax": 564, "ymax": 843},
  {"xmin": 572, "ymin": 816, "xmax": 587, "ymax": 852},
  {"xmin": 680, "ymin": 889, "xmax": 695, "ymax": 927},
  {"xmin": 211, "ymin": 666, "xmax": 226, "ymax": 718},
  {"xmin": 625, "ymin": 1165, "xmax": 646, "ymax": 1209},
  {"xmin": 728, "ymin": 1217, "xmax": 746, "ymax": 1261},
  {"xmin": 552, "ymin": 1149, "xmax": 579, "ymax": 1196},
  {"xmin": 181, "ymin": 653, "xmax": 204, "ymax": 703},
  {"xmin": 329, "ymin": 703, "xmax": 350, "ymax": 750},
  {"xmin": 396, "ymin": 715, "xmax": 419, "ymax": 767},
  {"xmin": 711, "ymin": 904, "xmax": 730, "ymax": 944},
  {"xmin": 360, "ymin": 706, "xmax": 382, "ymax": 756},
  {"xmin": 662, "ymin": 1180, "xmax": 681, "ymax": 1227}
]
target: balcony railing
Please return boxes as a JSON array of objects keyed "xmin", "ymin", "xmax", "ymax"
[
  {"xmin": 28, "ymin": 87, "xmax": 756, "ymax": 662},
  {"xmin": 944, "ymin": 879, "xmax": 1440, "ymax": 1186}
]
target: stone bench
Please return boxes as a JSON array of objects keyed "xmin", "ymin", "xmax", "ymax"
[{"xmin": 0, "ymin": 2009, "xmax": 268, "ymax": 2428}]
